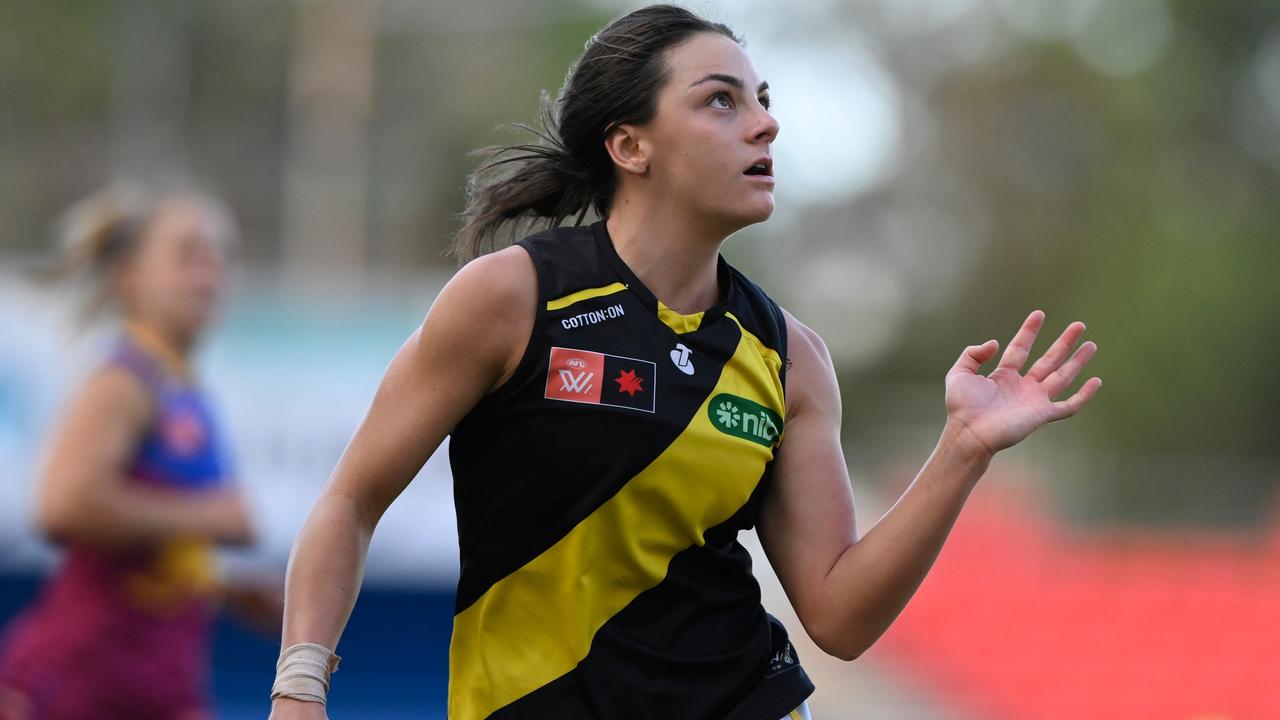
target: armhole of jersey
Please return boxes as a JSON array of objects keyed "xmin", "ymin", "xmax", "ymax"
[
  {"xmin": 102, "ymin": 347, "xmax": 163, "ymax": 420},
  {"xmin": 727, "ymin": 264, "xmax": 790, "ymax": 395},
  {"xmin": 769, "ymin": 299, "xmax": 789, "ymax": 393},
  {"xmin": 89, "ymin": 369, "xmax": 159, "ymax": 454},
  {"xmin": 481, "ymin": 239, "xmax": 545, "ymax": 403},
  {"xmin": 106, "ymin": 345, "xmax": 162, "ymax": 393}
]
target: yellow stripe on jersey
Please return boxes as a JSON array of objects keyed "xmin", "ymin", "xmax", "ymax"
[
  {"xmin": 657, "ymin": 300, "xmax": 704, "ymax": 334},
  {"xmin": 447, "ymin": 317, "xmax": 785, "ymax": 720},
  {"xmin": 545, "ymin": 282, "xmax": 628, "ymax": 311}
]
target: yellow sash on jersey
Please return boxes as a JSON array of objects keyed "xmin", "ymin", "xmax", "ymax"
[{"xmin": 448, "ymin": 314, "xmax": 784, "ymax": 720}]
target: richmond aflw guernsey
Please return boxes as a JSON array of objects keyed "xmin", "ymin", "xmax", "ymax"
[{"xmin": 447, "ymin": 221, "xmax": 815, "ymax": 719}]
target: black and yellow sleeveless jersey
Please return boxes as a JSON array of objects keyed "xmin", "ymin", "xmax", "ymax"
[{"xmin": 446, "ymin": 220, "xmax": 815, "ymax": 719}]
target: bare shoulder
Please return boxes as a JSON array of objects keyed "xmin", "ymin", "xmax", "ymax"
[
  {"xmin": 77, "ymin": 364, "xmax": 153, "ymax": 425},
  {"xmin": 418, "ymin": 245, "xmax": 537, "ymax": 391},
  {"xmin": 778, "ymin": 307, "xmax": 839, "ymax": 419},
  {"xmin": 438, "ymin": 244, "xmax": 536, "ymax": 315},
  {"xmin": 42, "ymin": 363, "xmax": 153, "ymax": 487},
  {"xmin": 780, "ymin": 307, "xmax": 835, "ymax": 375}
]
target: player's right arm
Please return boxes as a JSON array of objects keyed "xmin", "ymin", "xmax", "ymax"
[{"xmin": 269, "ymin": 245, "xmax": 536, "ymax": 719}]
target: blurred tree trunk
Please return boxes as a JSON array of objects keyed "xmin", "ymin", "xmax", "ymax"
[
  {"xmin": 280, "ymin": 0, "xmax": 378, "ymax": 292},
  {"xmin": 110, "ymin": 0, "xmax": 193, "ymax": 178}
]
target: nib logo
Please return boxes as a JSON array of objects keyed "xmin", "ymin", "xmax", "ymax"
[
  {"xmin": 714, "ymin": 400, "xmax": 740, "ymax": 428},
  {"xmin": 708, "ymin": 393, "xmax": 782, "ymax": 447},
  {"xmin": 545, "ymin": 346, "xmax": 656, "ymax": 413}
]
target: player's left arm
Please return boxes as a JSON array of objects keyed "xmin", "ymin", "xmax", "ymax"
[{"xmin": 757, "ymin": 309, "xmax": 1101, "ymax": 661}]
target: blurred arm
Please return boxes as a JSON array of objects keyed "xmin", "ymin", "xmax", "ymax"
[
  {"xmin": 36, "ymin": 367, "xmax": 254, "ymax": 548},
  {"xmin": 757, "ymin": 313, "xmax": 989, "ymax": 661},
  {"xmin": 221, "ymin": 575, "xmax": 286, "ymax": 636},
  {"xmin": 271, "ymin": 246, "xmax": 535, "ymax": 714}
]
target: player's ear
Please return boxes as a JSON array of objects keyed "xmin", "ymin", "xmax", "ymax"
[{"xmin": 604, "ymin": 124, "xmax": 649, "ymax": 176}]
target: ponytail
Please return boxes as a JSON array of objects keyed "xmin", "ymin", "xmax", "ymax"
[
  {"xmin": 52, "ymin": 182, "xmax": 151, "ymax": 282},
  {"xmin": 48, "ymin": 182, "xmax": 154, "ymax": 323},
  {"xmin": 451, "ymin": 95, "xmax": 601, "ymax": 263},
  {"xmin": 449, "ymin": 5, "xmax": 739, "ymax": 264}
]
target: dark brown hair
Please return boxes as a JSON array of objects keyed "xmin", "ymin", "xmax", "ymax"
[{"xmin": 451, "ymin": 4, "xmax": 739, "ymax": 262}]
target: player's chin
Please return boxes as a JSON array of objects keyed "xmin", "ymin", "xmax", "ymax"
[
  {"xmin": 707, "ymin": 195, "xmax": 774, "ymax": 235},
  {"xmin": 739, "ymin": 196, "xmax": 775, "ymax": 225},
  {"xmin": 179, "ymin": 301, "xmax": 221, "ymax": 335}
]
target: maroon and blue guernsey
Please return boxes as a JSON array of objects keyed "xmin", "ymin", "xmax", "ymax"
[{"xmin": 0, "ymin": 333, "xmax": 233, "ymax": 720}]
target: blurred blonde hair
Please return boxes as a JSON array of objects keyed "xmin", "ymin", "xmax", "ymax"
[{"xmin": 49, "ymin": 180, "xmax": 239, "ymax": 323}]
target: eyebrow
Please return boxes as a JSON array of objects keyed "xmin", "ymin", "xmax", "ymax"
[{"xmin": 689, "ymin": 73, "xmax": 769, "ymax": 94}]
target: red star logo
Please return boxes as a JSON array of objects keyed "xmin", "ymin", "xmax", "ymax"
[{"xmin": 614, "ymin": 368, "xmax": 644, "ymax": 396}]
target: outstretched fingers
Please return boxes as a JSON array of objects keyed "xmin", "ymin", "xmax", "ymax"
[
  {"xmin": 1042, "ymin": 340, "xmax": 1098, "ymax": 397},
  {"xmin": 996, "ymin": 310, "xmax": 1045, "ymax": 373},
  {"xmin": 1048, "ymin": 376, "xmax": 1103, "ymax": 421},
  {"xmin": 1026, "ymin": 321, "xmax": 1087, "ymax": 382}
]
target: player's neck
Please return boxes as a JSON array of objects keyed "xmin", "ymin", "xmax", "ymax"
[
  {"xmin": 605, "ymin": 198, "xmax": 725, "ymax": 315},
  {"xmin": 124, "ymin": 317, "xmax": 194, "ymax": 379}
]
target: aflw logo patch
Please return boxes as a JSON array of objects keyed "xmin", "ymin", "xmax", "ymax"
[{"xmin": 545, "ymin": 346, "xmax": 656, "ymax": 413}]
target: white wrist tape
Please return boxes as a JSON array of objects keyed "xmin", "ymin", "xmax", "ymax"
[{"xmin": 271, "ymin": 642, "xmax": 341, "ymax": 705}]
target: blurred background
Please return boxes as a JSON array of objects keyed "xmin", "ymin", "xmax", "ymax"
[{"xmin": 2, "ymin": 0, "xmax": 1278, "ymax": 717}]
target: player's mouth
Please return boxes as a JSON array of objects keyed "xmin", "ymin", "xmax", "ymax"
[{"xmin": 743, "ymin": 157, "xmax": 773, "ymax": 178}]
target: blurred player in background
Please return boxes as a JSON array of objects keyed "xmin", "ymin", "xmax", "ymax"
[
  {"xmin": 0, "ymin": 183, "xmax": 277, "ymax": 720},
  {"xmin": 270, "ymin": 5, "xmax": 1101, "ymax": 719}
]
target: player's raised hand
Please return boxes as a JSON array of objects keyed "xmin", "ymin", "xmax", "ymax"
[{"xmin": 944, "ymin": 310, "xmax": 1101, "ymax": 456}]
